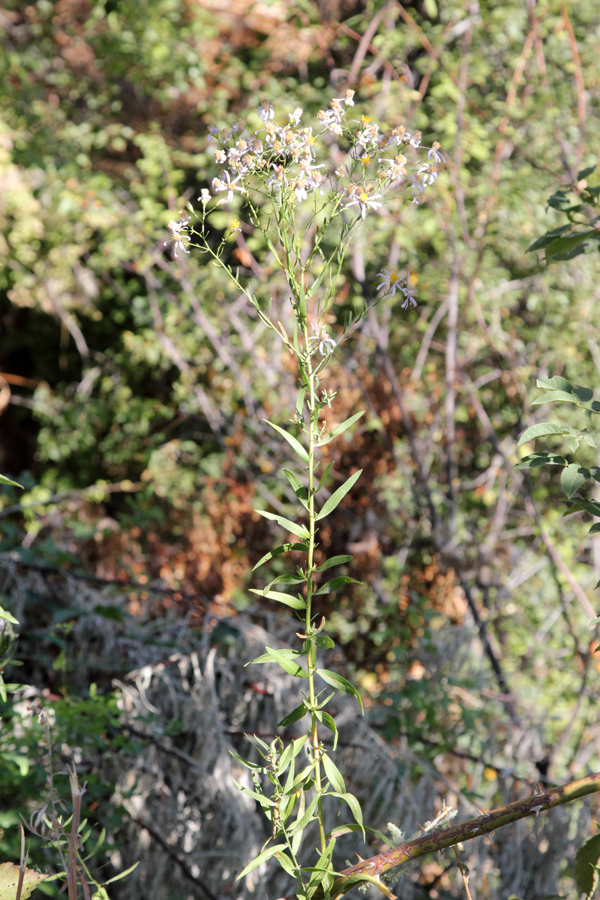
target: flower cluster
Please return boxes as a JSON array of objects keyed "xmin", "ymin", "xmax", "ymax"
[
  {"xmin": 377, "ymin": 268, "xmax": 418, "ymax": 308},
  {"xmin": 164, "ymin": 213, "xmax": 191, "ymax": 258},
  {"xmin": 200, "ymin": 94, "xmax": 444, "ymax": 213}
]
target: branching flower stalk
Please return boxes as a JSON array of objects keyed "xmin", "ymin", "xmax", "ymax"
[{"xmin": 165, "ymin": 93, "xmax": 445, "ymax": 898}]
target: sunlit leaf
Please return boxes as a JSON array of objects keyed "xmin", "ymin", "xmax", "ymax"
[
  {"xmin": 315, "ymin": 470, "xmax": 362, "ymax": 520},
  {"xmin": 253, "ymin": 543, "xmax": 307, "ymax": 571},
  {"xmin": 265, "ymin": 420, "xmax": 309, "ymax": 462},
  {"xmin": 236, "ymin": 844, "xmax": 287, "ymax": 880},
  {"xmin": 255, "ymin": 510, "xmax": 309, "ymax": 539},
  {"xmin": 517, "ymin": 423, "xmax": 563, "ymax": 446},
  {"xmin": 314, "ymin": 555, "xmax": 353, "ymax": 572},
  {"xmin": 317, "ymin": 411, "xmax": 365, "ymax": 446},
  {"xmin": 314, "ymin": 576, "xmax": 361, "ymax": 595},
  {"xmin": 249, "ymin": 588, "xmax": 306, "ymax": 610},
  {"xmin": 317, "ymin": 668, "xmax": 363, "ymax": 712},
  {"xmin": 561, "ymin": 463, "xmax": 590, "ymax": 499}
]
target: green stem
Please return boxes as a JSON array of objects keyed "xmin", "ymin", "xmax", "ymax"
[{"xmin": 303, "ymin": 320, "xmax": 327, "ymax": 855}]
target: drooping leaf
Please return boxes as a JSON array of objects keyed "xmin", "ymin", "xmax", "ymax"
[
  {"xmin": 253, "ymin": 543, "xmax": 307, "ymax": 571},
  {"xmin": 275, "ymin": 851, "xmax": 298, "ymax": 878},
  {"xmin": 0, "ymin": 863, "xmax": 47, "ymax": 900},
  {"xmin": 516, "ymin": 453, "xmax": 567, "ymax": 469},
  {"xmin": 283, "ymin": 469, "xmax": 309, "ymax": 509},
  {"xmin": 249, "ymin": 588, "xmax": 307, "ymax": 610},
  {"xmin": 575, "ymin": 832, "xmax": 600, "ymax": 898},
  {"xmin": 255, "ymin": 510, "xmax": 309, "ymax": 540},
  {"xmin": 265, "ymin": 420, "xmax": 309, "ymax": 463},
  {"xmin": 317, "ymin": 410, "xmax": 365, "ymax": 447},
  {"xmin": 233, "ymin": 780, "xmax": 276, "ymax": 808},
  {"xmin": 570, "ymin": 498, "xmax": 600, "ymax": 517},
  {"xmin": 315, "ymin": 470, "xmax": 362, "ymax": 521},
  {"xmin": 561, "ymin": 463, "xmax": 590, "ymax": 499},
  {"xmin": 236, "ymin": 844, "xmax": 287, "ymax": 880},
  {"xmin": 315, "ymin": 710, "xmax": 338, "ymax": 749},
  {"xmin": 517, "ymin": 423, "xmax": 564, "ymax": 446},
  {"xmin": 322, "ymin": 752, "xmax": 345, "ymax": 792},
  {"xmin": 287, "ymin": 794, "xmax": 319, "ymax": 837},
  {"xmin": 328, "ymin": 792, "xmax": 365, "ymax": 838},
  {"xmin": 317, "ymin": 668, "xmax": 363, "ymax": 712}
]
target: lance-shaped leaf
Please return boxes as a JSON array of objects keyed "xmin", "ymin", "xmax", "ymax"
[
  {"xmin": 283, "ymin": 468, "xmax": 309, "ymax": 510},
  {"xmin": 316, "ymin": 460, "xmax": 334, "ymax": 493},
  {"xmin": 233, "ymin": 779, "xmax": 276, "ymax": 808},
  {"xmin": 561, "ymin": 463, "xmax": 590, "ymax": 499},
  {"xmin": 265, "ymin": 420, "xmax": 309, "ymax": 463},
  {"xmin": 250, "ymin": 647, "xmax": 305, "ymax": 668},
  {"xmin": 249, "ymin": 588, "xmax": 307, "ymax": 610},
  {"xmin": 316, "ymin": 709, "xmax": 338, "ymax": 749},
  {"xmin": 262, "ymin": 646, "xmax": 309, "ymax": 678},
  {"xmin": 287, "ymin": 794, "xmax": 319, "ymax": 837},
  {"xmin": 322, "ymin": 752, "xmax": 345, "ymax": 792},
  {"xmin": 317, "ymin": 411, "xmax": 365, "ymax": 446},
  {"xmin": 278, "ymin": 703, "xmax": 308, "ymax": 727},
  {"xmin": 327, "ymin": 791, "xmax": 365, "ymax": 838},
  {"xmin": 314, "ymin": 576, "xmax": 361, "ymax": 595},
  {"xmin": 315, "ymin": 470, "xmax": 362, "ymax": 521},
  {"xmin": 255, "ymin": 509, "xmax": 309, "ymax": 540},
  {"xmin": 517, "ymin": 423, "xmax": 564, "ymax": 446},
  {"xmin": 315, "ymin": 554, "xmax": 353, "ymax": 572},
  {"xmin": 317, "ymin": 668, "xmax": 363, "ymax": 712},
  {"xmin": 0, "ymin": 474, "xmax": 23, "ymax": 488},
  {"xmin": 236, "ymin": 844, "xmax": 287, "ymax": 880},
  {"xmin": 253, "ymin": 542, "xmax": 307, "ymax": 571}
]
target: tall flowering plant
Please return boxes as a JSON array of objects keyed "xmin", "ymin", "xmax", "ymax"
[{"xmin": 165, "ymin": 92, "xmax": 444, "ymax": 899}]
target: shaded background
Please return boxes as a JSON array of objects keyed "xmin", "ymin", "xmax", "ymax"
[{"xmin": 1, "ymin": 1, "xmax": 600, "ymax": 898}]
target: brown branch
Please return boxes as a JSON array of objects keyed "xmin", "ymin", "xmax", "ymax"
[{"xmin": 330, "ymin": 771, "xmax": 600, "ymax": 898}]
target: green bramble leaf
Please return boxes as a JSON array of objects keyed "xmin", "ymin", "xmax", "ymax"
[
  {"xmin": 516, "ymin": 453, "xmax": 567, "ymax": 469},
  {"xmin": 255, "ymin": 510, "xmax": 309, "ymax": 540},
  {"xmin": 265, "ymin": 420, "xmax": 309, "ymax": 463},
  {"xmin": 253, "ymin": 543, "xmax": 307, "ymax": 571},
  {"xmin": 561, "ymin": 463, "xmax": 590, "ymax": 499},
  {"xmin": 575, "ymin": 832, "xmax": 600, "ymax": 898},
  {"xmin": 314, "ymin": 576, "xmax": 361, "ymax": 595},
  {"xmin": 588, "ymin": 523, "xmax": 600, "ymax": 535},
  {"xmin": 249, "ymin": 588, "xmax": 307, "ymax": 610},
  {"xmin": 517, "ymin": 423, "xmax": 564, "ymax": 446},
  {"xmin": 315, "ymin": 554, "xmax": 353, "ymax": 572},
  {"xmin": 317, "ymin": 411, "xmax": 364, "ymax": 446},
  {"xmin": 317, "ymin": 668, "xmax": 363, "ymax": 712},
  {"xmin": 536, "ymin": 376, "xmax": 574, "ymax": 392},
  {"xmin": 315, "ymin": 470, "xmax": 362, "ymax": 520},
  {"xmin": 532, "ymin": 390, "xmax": 580, "ymax": 406},
  {"xmin": 568, "ymin": 498, "xmax": 600, "ymax": 517},
  {"xmin": 236, "ymin": 844, "xmax": 287, "ymax": 880}
]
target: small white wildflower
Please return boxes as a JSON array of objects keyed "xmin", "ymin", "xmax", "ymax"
[
  {"xmin": 410, "ymin": 173, "xmax": 427, "ymax": 204},
  {"xmin": 309, "ymin": 323, "xmax": 336, "ymax": 356},
  {"xmin": 212, "ymin": 170, "xmax": 247, "ymax": 204},
  {"xmin": 344, "ymin": 89, "xmax": 355, "ymax": 106},
  {"xmin": 165, "ymin": 214, "xmax": 191, "ymax": 258},
  {"xmin": 426, "ymin": 141, "xmax": 445, "ymax": 165},
  {"xmin": 401, "ymin": 278, "xmax": 418, "ymax": 308},
  {"xmin": 377, "ymin": 268, "xmax": 404, "ymax": 297},
  {"xmin": 344, "ymin": 189, "xmax": 383, "ymax": 219},
  {"xmin": 258, "ymin": 100, "xmax": 275, "ymax": 122},
  {"xmin": 199, "ymin": 188, "xmax": 211, "ymax": 204},
  {"xmin": 214, "ymin": 149, "xmax": 227, "ymax": 164},
  {"xmin": 289, "ymin": 108, "xmax": 303, "ymax": 125}
]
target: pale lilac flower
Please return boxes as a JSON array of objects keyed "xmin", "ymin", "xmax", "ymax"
[
  {"xmin": 212, "ymin": 170, "xmax": 247, "ymax": 204},
  {"xmin": 289, "ymin": 108, "xmax": 303, "ymax": 125},
  {"xmin": 165, "ymin": 214, "xmax": 191, "ymax": 258},
  {"xmin": 377, "ymin": 268, "xmax": 404, "ymax": 297},
  {"xmin": 310, "ymin": 324, "xmax": 336, "ymax": 355},
  {"xmin": 198, "ymin": 188, "xmax": 211, "ymax": 205},
  {"xmin": 426, "ymin": 142, "xmax": 445, "ymax": 165},
  {"xmin": 410, "ymin": 174, "xmax": 427, "ymax": 204},
  {"xmin": 344, "ymin": 189, "xmax": 383, "ymax": 219},
  {"xmin": 400, "ymin": 282, "xmax": 418, "ymax": 308}
]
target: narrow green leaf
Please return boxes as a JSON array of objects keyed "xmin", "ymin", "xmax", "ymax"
[
  {"xmin": 532, "ymin": 390, "xmax": 579, "ymax": 405},
  {"xmin": 0, "ymin": 606, "xmax": 19, "ymax": 625},
  {"xmin": 265, "ymin": 420, "xmax": 309, "ymax": 463},
  {"xmin": 314, "ymin": 576, "xmax": 361, "ymax": 595},
  {"xmin": 315, "ymin": 469, "xmax": 362, "ymax": 520},
  {"xmin": 317, "ymin": 411, "xmax": 365, "ymax": 446},
  {"xmin": 249, "ymin": 647, "xmax": 305, "ymax": 666},
  {"xmin": 316, "ymin": 709, "xmax": 338, "ymax": 749},
  {"xmin": 228, "ymin": 750, "xmax": 264, "ymax": 771},
  {"xmin": 0, "ymin": 474, "xmax": 23, "ymax": 488},
  {"xmin": 287, "ymin": 794, "xmax": 319, "ymax": 837},
  {"xmin": 249, "ymin": 588, "xmax": 307, "ymax": 610},
  {"xmin": 316, "ymin": 460, "xmax": 334, "ymax": 494},
  {"xmin": 233, "ymin": 780, "xmax": 276, "ymax": 808},
  {"xmin": 591, "ymin": 467, "xmax": 600, "ymax": 485},
  {"xmin": 253, "ymin": 543, "xmax": 307, "ymax": 571},
  {"xmin": 237, "ymin": 844, "xmax": 287, "ymax": 880},
  {"xmin": 575, "ymin": 833, "xmax": 600, "ymax": 898},
  {"xmin": 588, "ymin": 523, "xmax": 600, "ymax": 535},
  {"xmin": 315, "ymin": 554, "xmax": 353, "ymax": 572},
  {"xmin": 516, "ymin": 453, "xmax": 567, "ymax": 469},
  {"xmin": 283, "ymin": 469, "xmax": 309, "ymax": 510},
  {"xmin": 328, "ymin": 792, "xmax": 365, "ymax": 838},
  {"xmin": 275, "ymin": 851, "xmax": 298, "ymax": 878},
  {"xmin": 322, "ymin": 752, "xmax": 345, "ymax": 792},
  {"xmin": 317, "ymin": 668, "xmax": 363, "ymax": 712},
  {"xmin": 279, "ymin": 736, "xmax": 308, "ymax": 776},
  {"xmin": 296, "ymin": 387, "xmax": 306, "ymax": 418},
  {"xmin": 266, "ymin": 573, "xmax": 306, "ymax": 589},
  {"xmin": 561, "ymin": 463, "xmax": 590, "ymax": 499},
  {"xmin": 517, "ymin": 423, "xmax": 564, "ymax": 446},
  {"xmin": 278, "ymin": 703, "xmax": 308, "ymax": 727},
  {"xmin": 255, "ymin": 510, "xmax": 309, "ymax": 539},
  {"xmin": 265, "ymin": 646, "xmax": 309, "ymax": 678}
]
